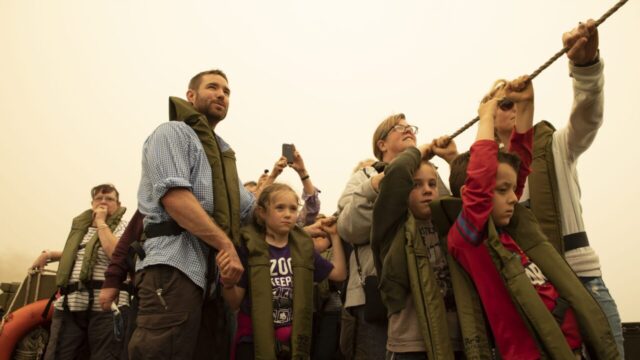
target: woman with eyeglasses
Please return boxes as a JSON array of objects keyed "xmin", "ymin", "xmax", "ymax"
[{"xmin": 335, "ymin": 113, "xmax": 454, "ymax": 360}]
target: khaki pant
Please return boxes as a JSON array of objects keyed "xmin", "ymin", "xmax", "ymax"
[{"xmin": 128, "ymin": 265, "xmax": 203, "ymax": 360}]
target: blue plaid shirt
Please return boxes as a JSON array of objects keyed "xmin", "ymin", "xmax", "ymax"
[{"xmin": 136, "ymin": 121, "xmax": 255, "ymax": 290}]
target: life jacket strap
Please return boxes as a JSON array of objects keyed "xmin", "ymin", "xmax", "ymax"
[{"xmin": 144, "ymin": 220, "xmax": 185, "ymax": 239}]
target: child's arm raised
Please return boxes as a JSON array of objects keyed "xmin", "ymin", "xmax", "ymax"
[
  {"xmin": 506, "ymin": 76, "xmax": 535, "ymax": 198},
  {"xmin": 371, "ymin": 146, "xmax": 422, "ymax": 267},
  {"xmin": 430, "ymin": 136, "xmax": 458, "ymax": 164},
  {"xmin": 477, "ymin": 97, "xmax": 499, "ymax": 141},
  {"xmin": 450, "ymin": 98, "xmax": 501, "ymax": 247},
  {"xmin": 322, "ymin": 217, "xmax": 348, "ymax": 282}
]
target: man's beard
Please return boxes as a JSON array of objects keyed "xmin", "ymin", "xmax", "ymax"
[{"xmin": 195, "ymin": 98, "xmax": 227, "ymax": 123}]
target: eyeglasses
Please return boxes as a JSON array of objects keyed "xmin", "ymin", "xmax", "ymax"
[
  {"xmin": 498, "ymin": 98, "xmax": 515, "ymax": 111},
  {"xmin": 380, "ymin": 124, "xmax": 419, "ymax": 140}
]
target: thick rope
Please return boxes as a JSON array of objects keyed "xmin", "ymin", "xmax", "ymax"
[{"xmin": 449, "ymin": 0, "xmax": 629, "ymax": 140}]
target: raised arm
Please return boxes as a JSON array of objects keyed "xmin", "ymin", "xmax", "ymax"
[
  {"xmin": 505, "ymin": 76, "xmax": 534, "ymax": 198},
  {"xmin": 371, "ymin": 147, "xmax": 421, "ymax": 262},
  {"xmin": 322, "ymin": 217, "xmax": 347, "ymax": 282},
  {"xmin": 560, "ymin": 19, "xmax": 603, "ymax": 159},
  {"xmin": 455, "ymin": 98, "xmax": 501, "ymax": 246},
  {"xmin": 336, "ymin": 168, "xmax": 380, "ymax": 245},
  {"xmin": 289, "ymin": 146, "xmax": 321, "ymax": 226}
]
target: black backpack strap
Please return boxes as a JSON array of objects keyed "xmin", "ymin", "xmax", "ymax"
[
  {"xmin": 144, "ymin": 219, "xmax": 185, "ymax": 239},
  {"xmin": 41, "ymin": 291, "xmax": 58, "ymax": 320}
]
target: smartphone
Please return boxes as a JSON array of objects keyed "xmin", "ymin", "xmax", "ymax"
[{"xmin": 282, "ymin": 143, "xmax": 295, "ymax": 164}]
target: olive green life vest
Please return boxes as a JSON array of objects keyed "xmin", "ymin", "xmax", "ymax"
[
  {"xmin": 56, "ymin": 207, "xmax": 127, "ymax": 287},
  {"xmin": 241, "ymin": 223, "xmax": 315, "ymax": 360},
  {"xmin": 379, "ymin": 215, "xmax": 493, "ymax": 360},
  {"xmin": 529, "ymin": 121, "xmax": 564, "ymax": 254},
  {"xmin": 431, "ymin": 197, "xmax": 619, "ymax": 360},
  {"xmin": 169, "ymin": 96, "xmax": 242, "ymax": 245}
]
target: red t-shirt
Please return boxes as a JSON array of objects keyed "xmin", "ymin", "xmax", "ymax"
[{"xmin": 447, "ymin": 130, "xmax": 581, "ymax": 359}]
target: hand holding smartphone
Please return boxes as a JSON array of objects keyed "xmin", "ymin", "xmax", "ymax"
[{"xmin": 282, "ymin": 143, "xmax": 295, "ymax": 164}]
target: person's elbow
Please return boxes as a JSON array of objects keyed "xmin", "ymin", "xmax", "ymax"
[
  {"xmin": 160, "ymin": 187, "xmax": 190, "ymax": 209},
  {"xmin": 329, "ymin": 267, "xmax": 347, "ymax": 282}
]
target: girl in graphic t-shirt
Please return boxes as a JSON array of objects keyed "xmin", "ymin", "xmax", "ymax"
[{"xmin": 219, "ymin": 183, "xmax": 347, "ymax": 359}]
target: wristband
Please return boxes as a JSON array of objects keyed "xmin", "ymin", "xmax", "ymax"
[{"xmin": 300, "ymin": 174, "xmax": 310, "ymax": 181}]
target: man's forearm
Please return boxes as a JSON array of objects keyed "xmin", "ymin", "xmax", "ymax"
[{"xmin": 161, "ymin": 188, "xmax": 235, "ymax": 252}]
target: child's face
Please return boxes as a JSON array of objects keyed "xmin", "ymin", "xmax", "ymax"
[
  {"xmin": 408, "ymin": 163, "xmax": 438, "ymax": 220},
  {"xmin": 491, "ymin": 163, "xmax": 518, "ymax": 227},
  {"xmin": 261, "ymin": 191, "xmax": 299, "ymax": 236}
]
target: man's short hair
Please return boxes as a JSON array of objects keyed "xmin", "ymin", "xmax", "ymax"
[
  {"xmin": 449, "ymin": 150, "xmax": 520, "ymax": 197},
  {"xmin": 188, "ymin": 69, "xmax": 228, "ymax": 91},
  {"xmin": 91, "ymin": 183, "xmax": 120, "ymax": 202},
  {"xmin": 372, "ymin": 113, "xmax": 406, "ymax": 161}
]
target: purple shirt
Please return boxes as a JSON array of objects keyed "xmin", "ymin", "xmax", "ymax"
[{"xmin": 238, "ymin": 243, "xmax": 333, "ymax": 328}]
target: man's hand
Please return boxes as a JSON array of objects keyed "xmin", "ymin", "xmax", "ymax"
[
  {"xmin": 216, "ymin": 248, "xmax": 244, "ymax": 287},
  {"xmin": 93, "ymin": 205, "xmax": 108, "ymax": 225},
  {"xmin": 99, "ymin": 287, "xmax": 120, "ymax": 312},
  {"xmin": 431, "ymin": 136, "xmax": 458, "ymax": 164},
  {"xmin": 563, "ymin": 19, "xmax": 598, "ymax": 66}
]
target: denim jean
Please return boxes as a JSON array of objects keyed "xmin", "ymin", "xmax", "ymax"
[{"xmin": 580, "ymin": 276, "xmax": 624, "ymax": 358}]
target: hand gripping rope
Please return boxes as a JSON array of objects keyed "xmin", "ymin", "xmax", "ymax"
[{"xmin": 448, "ymin": 0, "xmax": 629, "ymax": 141}]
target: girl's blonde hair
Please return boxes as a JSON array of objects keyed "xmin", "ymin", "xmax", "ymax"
[{"xmin": 253, "ymin": 183, "xmax": 300, "ymax": 228}]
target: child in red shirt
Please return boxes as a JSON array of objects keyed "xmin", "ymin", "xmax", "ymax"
[{"xmin": 447, "ymin": 76, "xmax": 582, "ymax": 359}]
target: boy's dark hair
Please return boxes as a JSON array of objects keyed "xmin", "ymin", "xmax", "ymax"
[
  {"xmin": 449, "ymin": 150, "xmax": 521, "ymax": 197},
  {"xmin": 188, "ymin": 69, "xmax": 228, "ymax": 91}
]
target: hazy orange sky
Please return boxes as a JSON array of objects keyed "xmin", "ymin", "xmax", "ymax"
[{"xmin": 1, "ymin": 0, "xmax": 638, "ymax": 320}]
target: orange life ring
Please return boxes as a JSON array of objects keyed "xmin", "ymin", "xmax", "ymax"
[{"xmin": 0, "ymin": 299, "xmax": 53, "ymax": 360}]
